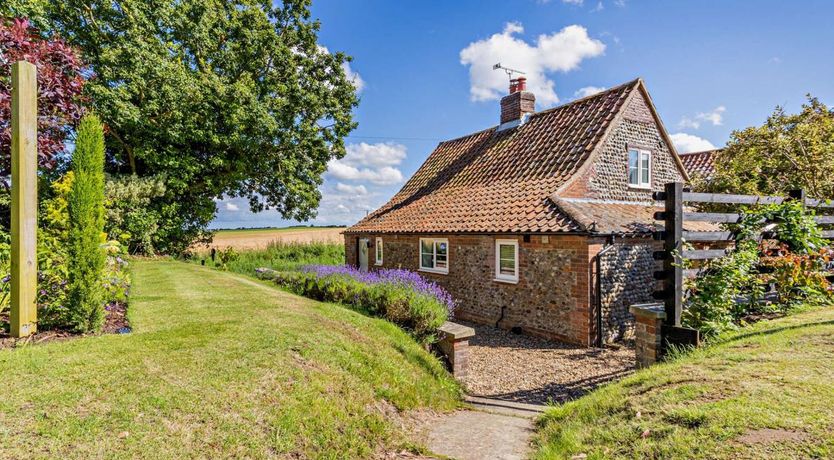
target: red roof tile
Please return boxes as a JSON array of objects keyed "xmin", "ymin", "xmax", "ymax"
[
  {"xmin": 346, "ymin": 80, "xmax": 646, "ymax": 234},
  {"xmin": 680, "ymin": 149, "xmax": 719, "ymax": 180}
]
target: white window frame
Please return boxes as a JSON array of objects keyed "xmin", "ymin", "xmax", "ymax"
[
  {"xmin": 419, "ymin": 238, "xmax": 449, "ymax": 274},
  {"xmin": 375, "ymin": 237, "xmax": 383, "ymax": 265},
  {"xmin": 627, "ymin": 148, "xmax": 652, "ymax": 189},
  {"xmin": 494, "ymin": 239, "xmax": 519, "ymax": 283}
]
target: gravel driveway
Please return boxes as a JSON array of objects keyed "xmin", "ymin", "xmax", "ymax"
[{"xmin": 459, "ymin": 321, "xmax": 635, "ymax": 405}]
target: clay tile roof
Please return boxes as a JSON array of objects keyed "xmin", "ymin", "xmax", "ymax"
[
  {"xmin": 346, "ymin": 79, "xmax": 642, "ymax": 234},
  {"xmin": 680, "ymin": 149, "xmax": 720, "ymax": 180},
  {"xmin": 552, "ymin": 198, "xmax": 720, "ymax": 234}
]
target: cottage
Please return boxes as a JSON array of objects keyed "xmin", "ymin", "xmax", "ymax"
[{"xmin": 344, "ymin": 78, "xmax": 693, "ymax": 346}]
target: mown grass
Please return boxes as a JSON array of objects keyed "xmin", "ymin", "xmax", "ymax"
[
  {"xmin": 0, "ymin": 259, "xmax": 460, "ymax": 459},
  {"xmin": 534, "ymin": 306, "xmax": 834, "ymax": 459},
  {"xmin": 196, "ymin": 240, "xmax": 345, "ymax": 274}
]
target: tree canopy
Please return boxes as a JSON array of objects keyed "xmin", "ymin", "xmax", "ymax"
[
  {"xmin": 10, "ymin": 0, "xmax": 359, "ymax": 252},
  {"xmin": 702, "ymin": 97, "xmax": 834, "ymax": 199},
  {"xmin": 0, "ymin": 17, "xmax": 85, "ymax": 176}
]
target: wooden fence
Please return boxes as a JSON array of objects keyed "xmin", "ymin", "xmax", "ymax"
[{"xmin": 650, "ymin": 182, "xmax": 834, "ymax": 346}]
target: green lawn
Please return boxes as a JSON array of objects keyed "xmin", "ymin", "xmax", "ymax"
[
  {"xmin": 0, "ymin": 260, "xmax": 460, "ymax": 459},
  {"xmin": 534, "ymin": 306, "xmax": 834, "ymax": 459}
]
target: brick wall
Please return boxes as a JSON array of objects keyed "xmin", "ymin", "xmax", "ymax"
[{"xmin": 345, "ymin": 233, "xmax": 595, "ymax": 345}]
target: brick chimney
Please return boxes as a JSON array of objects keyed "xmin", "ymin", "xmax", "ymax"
[{"xmin": 500, "ymin": 77, "xmax": 535, "ymax": 124}]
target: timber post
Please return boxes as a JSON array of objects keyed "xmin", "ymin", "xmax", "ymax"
[
  {"xmin": 662, "ymin": 181, "xmax": 683, "ymax": 326},
  {"xmin": 10, "ymin": 61, "xmax": 38, "ymax": 338}
]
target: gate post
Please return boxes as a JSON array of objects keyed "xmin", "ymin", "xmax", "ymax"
[
  {"xmin": 663, "ymin": 182, "xmax": 683, "ymax": 326},
  {"xmin": 10, "ymin": 61, "xmax": 38, "ymax": 338}
]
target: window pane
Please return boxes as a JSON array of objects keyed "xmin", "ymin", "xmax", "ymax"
[
  {"xmin": 641, "ymin": 152, "xmax": 650, "ymax": 184},
  {"xmin": 499, "ymin": 258, "xmax": 515, "ymax": 275},
  {"xmin": 628, "ymin": 167, "xmax": 638, "ymax": 185},
  {"xmin": 435, "ymin": 255, "xmax": 447, "ymax": 268},
  {"xmin": 421, "ymin": 240, "xmax": 432, "ymax": 255},
  {"xmin": 421, "ymin": 254, "xmax": 433, "ymax": 268},
  {"xmin": 436, "ymin": 241, "xmax": 448, "ymax": 256},
  {"xmin": 628, "ymin": 150, "xmax": 639, "ymax": 168},
  {"xmin": 499, "ymin": 244, "xmax": 515, "ymax": 260}
]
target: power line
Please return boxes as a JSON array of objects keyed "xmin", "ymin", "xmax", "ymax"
[{"xmin": 345, "ymin": 135, "xmax": 443, "ymax": 142}]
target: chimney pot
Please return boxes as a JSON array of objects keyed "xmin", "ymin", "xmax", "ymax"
[{"xmin": 499, "ymin": 78, "xmax": 535, "ymax": 125}]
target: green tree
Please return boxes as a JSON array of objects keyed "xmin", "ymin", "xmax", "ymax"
[
  {"xmin": 702, "ymin": 97, "xmax": 834, "ymax": 198},
  {"xmin": 67, "ymin": 114, "xmax": 106, "ymax": 332},
  {"xmin": 42, "ymin": 0, "xmax": 359, "ymax": 253}
]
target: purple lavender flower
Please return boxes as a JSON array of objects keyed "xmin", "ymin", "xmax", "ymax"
[{"xmin": 300, "ymin": 264, "xmax": 456, "ymax": 314}]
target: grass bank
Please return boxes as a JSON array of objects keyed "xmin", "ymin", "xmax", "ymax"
[
  {"xmin": 534, "ymin": 306, "xmax": 834, "ymax": 459},
  {"xmin": 0, "ymin": 259, "xmax": 459, "ymax": 458}
]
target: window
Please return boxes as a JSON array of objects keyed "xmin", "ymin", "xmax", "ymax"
[
  {"xmin": 628, "ymin": 148, "xmax": 651, "ymax": 188},
  {"xmin": 375, "ymin": 237, "xmax": 383, "ymax": 265},
  {"xmin": 419, "ymin": 238, "xmax": 449, "ymax": 274},
  {"xmin": 494, "ymin": 239, "xmax": 519, "ymax": 283}
]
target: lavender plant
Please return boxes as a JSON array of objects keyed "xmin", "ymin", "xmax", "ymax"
[{"xmin": 259, "ymin": 264, "xmax": 454, "ymax": 342}]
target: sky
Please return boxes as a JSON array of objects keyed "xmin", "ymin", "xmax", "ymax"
[{"xmin": 211, "ymin": 0, "xmax": 834, "ymax": 229}]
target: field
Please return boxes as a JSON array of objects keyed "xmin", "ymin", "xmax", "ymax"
[
  {"xmin": 534, "ymin": 305, "xmax": 834, "ymax": 459},
  {"xmin": 0, "ymin": 260, "xmax": 460, "ymax": 458},
  {"xmin": 207, "ymin": 226, "xmax": 345, "ymax": 250}
]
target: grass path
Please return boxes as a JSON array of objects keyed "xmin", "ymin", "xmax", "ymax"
[
  {"xmin": 0, "ymin": 259, "xmax": 460, "ymax": 459},
  {"xmin": 534, "ymin": 306, "xmax": 834, "ymax": 459}
]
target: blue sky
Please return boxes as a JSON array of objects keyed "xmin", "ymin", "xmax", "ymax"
[{"xmin": 211, "ymin": 0, "xmax": 834, "ymax": 229}]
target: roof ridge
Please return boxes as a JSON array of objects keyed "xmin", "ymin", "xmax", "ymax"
[
  {"xmin": 435, "ymin": 78, "xmax": 642, "ymax": 145},
  {"xmin": 679, "ymin": 148, "xmax": 722, "ymax": 156}
]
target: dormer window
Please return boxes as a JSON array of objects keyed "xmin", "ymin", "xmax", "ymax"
[{"xmin": 628, "ymin": 148, "xmax": 651, "ymax": 188}]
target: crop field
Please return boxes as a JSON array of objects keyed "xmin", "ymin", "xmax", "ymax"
[{"xmin": 207, "ymin": 226, "xmax": 345, "ymax": 250}]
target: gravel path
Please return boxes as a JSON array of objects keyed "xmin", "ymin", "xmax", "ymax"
[{"xmin": 459, "ymin": 321, "xmax": 635, "ymax": 405}]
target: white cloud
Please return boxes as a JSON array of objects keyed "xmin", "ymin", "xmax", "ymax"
[
  {"xmin": 326, "ymin": 142, "xmax": 407, "ymax": 186},
  {"xmin": 459, "ymin": 23, "xmax": 606, "ymax": 106},
  {"xmin": 678, "ymin": 106, "xmax": 726, "ymax": 129},
  {"xmin": 335, "ymin": 183, "xmax": 368, "ymax": 195},
  {"xmin": 224, "ymin": 202, "xmax": 239, "ymax": 212},
  {"xmin": 670, "ymin": 133, "xmax": 716, "ymax": 154},
  {"xmin": 574, "ymin": 85, "xmax": 605, "ymax": 98},
  {"xmin": 340, "ymin": 142, "xmax": 407, "ymax": 168},
  {"xmin": 343, "ymin": 61, "xmax": 365, "ymax": 92}
]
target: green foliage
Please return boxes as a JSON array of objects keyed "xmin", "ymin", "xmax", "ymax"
[
  {"xmin": 66, "ymin": 114, "xmax": 106, "ymax": 332},
  {"xmin": 701, "ymin": 96, "xmax": 834, "ymax": 199},
  {"xmin": 683, "ymin": 241, "xmax": 763, "ymax": 335},
  {"xmin": 202, "ymin": 240, "xmax": 345, "ymax": 274},
  {"xmin": 215, "ymin": 247, "xmax": 239, "ymax": 271},
  {"xmin": 40, "ymin": 0, "xmax": 359, "ymax": 253},
  {"xmin": 104, "ymin": 174, "xmax": 166, "ymax": 255},
  {"xmin": 684, "ymin": 201, "xmax": 833, "ymax": 336},
  {"xmin": 261, "ymin": 270, "xmax": 449, "ymax": 343}
]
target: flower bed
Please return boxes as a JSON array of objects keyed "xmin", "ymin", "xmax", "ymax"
[{"xmin": 257, "ymin": 265, "xmax": 454, "ymax": 342}]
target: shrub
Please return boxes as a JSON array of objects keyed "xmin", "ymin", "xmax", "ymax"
[
  {"xmin": 104, "ymin": 174, "xmax": 166, "ymax": 255},
  {"xmin": 684, "ymin": 201, "xmax": 833, "ymax": 336},
  {"xmin": 258, "ymin": 265, "xmax": 453, "ymax": 342},
  {"xmin": 66, "ymin": 114, "xmax": 106, "ymax": 332}
]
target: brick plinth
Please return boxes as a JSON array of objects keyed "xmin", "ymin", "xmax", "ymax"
[
  {"xmin": 437, "ymin": 322, "xmax": 475, "ymax": 378},
  {"xmin": 629, "ymin": 303, "xmax": 666, "ymax": 368}
]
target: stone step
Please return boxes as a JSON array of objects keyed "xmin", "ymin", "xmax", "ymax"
[{"xmin": 464, "ymin": 395, "xmax": 547, "ymax": 419}]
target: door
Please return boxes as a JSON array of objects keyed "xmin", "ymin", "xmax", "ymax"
[{"xmin": 358, "ymin": 238, "xmax": 370, "ymax": 273}]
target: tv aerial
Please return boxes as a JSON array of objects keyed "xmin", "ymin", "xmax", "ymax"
[{"xmin": 493, "ymin": 63, "xmax": 526, "ymax": 79}]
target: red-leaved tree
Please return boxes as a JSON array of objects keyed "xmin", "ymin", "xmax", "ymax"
[{"xmin": 0, "ymin": 18, "xmax": 85, "ymax": 176}]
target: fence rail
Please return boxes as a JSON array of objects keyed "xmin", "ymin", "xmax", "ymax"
[{"xmin": 651, "ymin": 182, "xmax": 834, "ymax": 346}]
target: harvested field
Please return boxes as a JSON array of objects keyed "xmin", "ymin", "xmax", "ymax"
[{"xmin": 207, "ymin": 227, "xmax": 345, "ymax": 250}]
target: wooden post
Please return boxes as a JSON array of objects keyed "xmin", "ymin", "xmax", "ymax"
[
  {"xmin": 664, "ymin": 182, "xmax": 683, "ymax": 327},
  {"xmin": 10, "ymin": 61, "xmax": 38, "ymax": 338}
]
